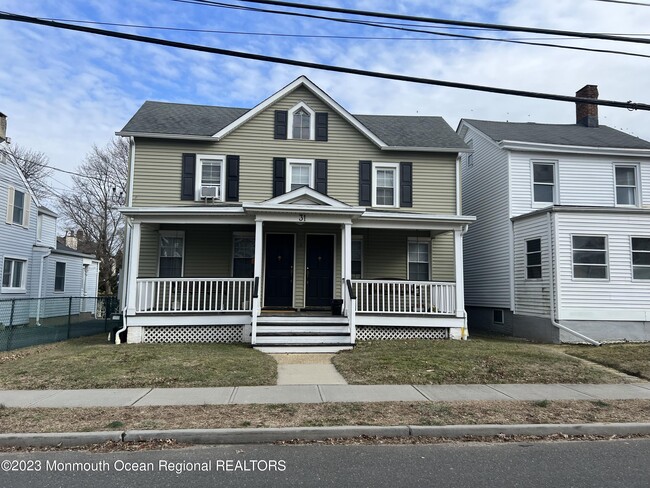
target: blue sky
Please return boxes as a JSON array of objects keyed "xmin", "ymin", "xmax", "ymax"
[{"xmin": 1, "ymin": 0, "xmax": 650, "ymax": 196}]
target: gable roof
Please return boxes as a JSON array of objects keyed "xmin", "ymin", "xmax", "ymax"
[
  {"xmin": 462, "ymin": 119, "xmax": 650, "ymax": 150},
  {"xmin": 118, "ymin": 76, "xmax": 468, "ymax": 152}
]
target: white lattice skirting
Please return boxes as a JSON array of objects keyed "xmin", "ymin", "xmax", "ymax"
[
  {"xmin": 142, "ymin": 325, "xmax": 244, "ymax": 343},
  {"xmin": 356, "ymin": 326, "xmax": 449, "ymax": 340}
]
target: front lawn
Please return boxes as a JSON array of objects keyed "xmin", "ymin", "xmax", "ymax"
[
  {"xmin": 0, "ymin": 335, "xmax": 277, "ymax": 389},
  {"xmin": 332, "ymin": 338, "xmax": 628, "ymax": 385},
  {"xmin": 562, "ymin": 343, "xmax": 650, "ymax": 381}
]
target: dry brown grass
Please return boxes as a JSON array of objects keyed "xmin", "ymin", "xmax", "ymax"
[{"xmin": 1, "ymin": 400, "xmax": 650, "ymax": 434}]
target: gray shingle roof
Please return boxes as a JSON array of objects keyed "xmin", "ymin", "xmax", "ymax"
[
  {"xmin": 354, "ymin": 114, "xmax": 466, "ymax": 149},
  {"xmin": 120, "ymin": 101, "xmax": 467, "ymax": 149},
  {"xmin": 121, "ymin": 101, "xmax": 249, "ymax": 137},
  {"xmin": 464, "ymin": 119, "xmax": 650, "ymax": 149}
]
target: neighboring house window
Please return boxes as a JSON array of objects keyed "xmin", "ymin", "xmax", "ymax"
[
  {"xmin": 493, "ymin": 309, "xmax": 504, "ymax": 325},
  {"xmin": 351, "ymin": 238, "xmax": 362, "ymax": 279},
  {"xmin": 614, "ymin": 165, "xmax": 638, "ymax": 206},
  {"xmin": 54, "ymin": 262, "xmax": 66, "ymax": 292},
  {"xmin": 631, "ymin": 237, "xmax": 650, "ymax": 280},
  {"xmin": 466, "ymin": 140, "xmax": 474, "ymax": 167},
  {"xmin": 526, "ymin": 238, "xmax": 542, "ymax": 279},
  {"xmin": 159, "ymin": 232, "xmax": 184, "ymax": 278},
  {"xmin": 572, "ymin": 235, "xmax": 608, "ymax": 279},
  {"xmin": 408, "ymin": 239, "xmax": 430, "ymax": 281},
  {"xmin": 288, "ymin": 102, "xmax": 315, "ymax": 140},
  {"xmin": 13, "ymin": 190, "xmax": 25, "ymax": 224},
  {"xmin": 233, "ymin": 235, "xmax": 254, "ymax": 278},
  {"xmin": 532, "ymin": 162, "xmax": 556, "ymax": 204},
  {"xmin": 287, "ymin": 159, "xmax": 315, "ymax": 192},
  {"xmin": 373, "ymin": 163, "xmax": 399, "ymax": 207},
  {"xmin": 196, "ymin": 155, "xmax": 224, "ymax": 200},
  {"xmin": 2, "ymin": 257, "xmax": 27, "ymax": 292}
]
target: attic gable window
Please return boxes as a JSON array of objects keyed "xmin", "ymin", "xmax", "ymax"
[{"xmin": 287, "ymin": 102, "xmax": 315, "ymax": 140}]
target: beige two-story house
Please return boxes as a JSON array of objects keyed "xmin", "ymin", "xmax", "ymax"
[{"xmin": 117, "ymin": 76, "xmax": 475, "ymax": 352}]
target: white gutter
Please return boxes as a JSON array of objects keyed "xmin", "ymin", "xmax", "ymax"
[
  {"xmin": 35, "ymin": 247, "xmax": 53, "ymax": 325},
  {"xmin": 547, "ymin": 212, "xmax": 601, "ymax": 346}
]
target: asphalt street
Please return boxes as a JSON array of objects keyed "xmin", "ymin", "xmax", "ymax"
[{"xmin": 1, "ymin": 439, "xmax": 649, "ymax": 488}]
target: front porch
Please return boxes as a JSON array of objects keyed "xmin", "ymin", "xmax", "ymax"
[{"xmin": 121, "ymin": 187, "xmax": 472, "ymax": 350}]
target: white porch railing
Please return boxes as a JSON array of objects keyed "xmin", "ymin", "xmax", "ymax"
[
  {"xmin": 136, "ymin": 278, "xmax": 255, "ymax": 313},
  {"xmin": 352, "ymin": 280, "xmax": 456, "ymax": 315}
]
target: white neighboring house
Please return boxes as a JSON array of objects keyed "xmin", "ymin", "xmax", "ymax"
[
  {"xmin": 457, "ymin": 85, "xmax": 650, "ymax": 343},
  {"xmin": 0, "ymin": 113, "xmax": 100, "ymax": 325}
]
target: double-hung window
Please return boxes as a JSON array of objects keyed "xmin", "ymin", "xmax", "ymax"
[
  {"xmin": 526, "ymin": 238, "xmax": 542, "ymax": 279},
  {"xmin": 288, "ymin": 102, "xmax": 315, "ymax": 140},
  {"xmin": 572, "ymin": 236, "xmax": 608, "ymax": 279},
  {"xmin": 159, "ymin": 232, "xmax": 184, "ymax": 278},
  {"xmin": 197, "ymin": 155, "xmax": 224, "ymax": 200},
  {"xmin": 12, "ymin": 190, "xmax": 25, "ymax": 224},
  {"xmin": 54, "ymin": 262, "xmax": 66, "ymax": 292},
  {"xmin": 373, "ymin": 163, "xmax": 399, "ymax": 207},
  {"xmin": 2, "ymin": 257, "xmax": 27, "ymax": 292},
  {"xmin": 532, "ymin": 162, "xmax": 556, "ymax": 204},
  {"xmin": 408, "ymin": 239, "xmax": 430, "ymax": 281},
  {"xmin": 614, "ymin": 165, "xmax": 638, "ymax": 206},
  {"xmin": 233, "ymin": 235, "xmax": 254, "ymax": 278},
  {"xmin": 632, "ymin": 237, "xmax": 650, "ymax": 280},
  {"xmin": 287, "ymin": 159, "xmax": 314, "ymax": 192}
]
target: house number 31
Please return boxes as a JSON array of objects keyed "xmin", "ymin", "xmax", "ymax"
[{"xmin": 298, "ymin": 214, "xmax": 306, "ymax": 222}]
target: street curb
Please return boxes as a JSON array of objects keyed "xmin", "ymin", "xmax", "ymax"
[
  {"xmin": 0, "ymin": 431, "xmax": 123, "ymax": 448},
  {"xmin": 2, "ymin": 423, "xmax": 650, "ymax": 448}
]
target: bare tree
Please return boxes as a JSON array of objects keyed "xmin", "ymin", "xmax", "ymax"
[
  {"xmin": 57, "ymin": 137, "xmax": 129, "ymax": 295},
  {"xmin": 2, "ymin": 144, "xmax": 53, "ymax": 201}
]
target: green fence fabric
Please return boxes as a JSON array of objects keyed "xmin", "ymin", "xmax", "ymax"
[{"xmin": 0, "ymin": 297, "xmax": 118, "ymax": 351}]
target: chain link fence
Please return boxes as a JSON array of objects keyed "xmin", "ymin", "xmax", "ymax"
[{"xmin": 0, "ymin": 296, "xmax": 119, "ymax": 351}]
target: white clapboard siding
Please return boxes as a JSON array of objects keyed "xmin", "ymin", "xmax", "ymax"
[
  {"xmin": 460, "ymin": 125, "xmax": 512, "ymax": 308},
  {"xmin": 555, "ymin": 212, "xmax": 650, "ymax": 319},
  {"xmin": 513, "ymin": 213, "xmax": 551, "ymax": 317},
  {"xmin": 511, "ymin": 152, "xmax": 650, "ymax": 217}
]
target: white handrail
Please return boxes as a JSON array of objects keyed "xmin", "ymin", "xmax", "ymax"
[
  {"xmin": 136, "ymin": 278, "xmax": 254, "ymax": 313},
  {"xmin": 352, "ymin": 280, "xmax": 456, "ymax": 315}
]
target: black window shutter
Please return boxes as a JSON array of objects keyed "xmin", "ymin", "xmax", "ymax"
[
  {"xmin": 315, "ymin": 159, "xmax": 328, "ymax": 194},
  {"xmin": 359, "ymin": 160, "xmax": 372, "ymax": 206},
  {"xmin": 226, "ymin": 155, "xmax": 240, "ymax": 202},
  {"xmin": 315, "ymin": 112, "xmax": 328, "ymax": 141},
  {"xmin": 181, "ymin": 153, "xmax": 196, "ymax": 200},
  {"xmin": 273, "ymin": 157, "xmax": 286, "ymax": 197},
  {"xmin": 274, "ymin": 110, "xmax": 288, "ymax": 139},
  {"xmin": 400, "ymin": 162, "xmax": 413, "ymax": 207}
]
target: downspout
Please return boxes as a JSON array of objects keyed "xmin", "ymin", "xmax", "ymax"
[
  {"xmin": 547, "ymin": 212, "xmax": 601, "ymax": 346},
  {"xmin": 114, "ymin": 219, "xmax": 132, "ymax": 344},
  {"xmin": 36, "ymin": 247, "xmax": 53, "ymax": 325}
]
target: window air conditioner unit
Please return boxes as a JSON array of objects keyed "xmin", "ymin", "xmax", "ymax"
[{"xmin": 200, "ymin": 186, "xmax": 219, "ymax": 199}]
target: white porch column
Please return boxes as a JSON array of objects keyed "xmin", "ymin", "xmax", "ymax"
[
  {"xmin": 254, "ymin": 219, "xmax": 263, "ymax": 311},
  {"xmin": 125, "ymin": 220, "xmax": 141, "ymax": 316},
  {"xmin": 453, "ymin": 227, "xmax": 466, "ymax": 318},
  {"xmin": 343, "ymin": 223, "xmax": 352, "ymax": 282}
]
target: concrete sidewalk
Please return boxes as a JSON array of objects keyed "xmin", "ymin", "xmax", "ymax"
[{"xmin": 2, "ymin": 383, "xmax": 650, "ymax": 408}]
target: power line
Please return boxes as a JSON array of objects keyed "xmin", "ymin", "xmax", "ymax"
[
  {"xmin": 173, "ymin": 0, "xmax": 650, "ymax": 59},
  {"xmin": 592, "ymin": 0, "xmax": 650, "ymax": 5},
  {"xmin": 0, "ymin": 148, "xmax": 105, "ymax": 181},
  {"xmin": 37, "ymin": 11, "xmax": 650, "ymax": 60},
  {"xmin": 1, "ymin": 11, "xmax": 649, "ymax": 111},
  {"xmin": 233, "ymin": 0, "xmax": 650, "ymax": 45}
]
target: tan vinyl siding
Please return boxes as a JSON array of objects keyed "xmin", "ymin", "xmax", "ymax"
[
  {"xmin": 138, "ymin": 223, "xmax": 160, "ymax": 277},
  {"xmin": 131, "ymin": 86, "xmax": 457, "ymax": 214},
  {"xmin": 431, "ymin": 232, "xmax": 455, "ymax": 281}
]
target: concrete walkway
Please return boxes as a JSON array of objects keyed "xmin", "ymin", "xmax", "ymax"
[
  {"xmin": 1, "ymin": 383, "xmax": 650, "ymax": 408},
  {"xmin": 272, "ymin": 354, "xmax": 347, "ymax": 385}
]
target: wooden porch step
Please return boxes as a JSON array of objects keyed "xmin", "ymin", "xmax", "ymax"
[
  {"xmin": 256, "ymin": 326, "xmax": 350, "ymax": 334},
  {"xmin": 254, "ymin": 345, "xmax": 353, "ymax": 353},
  {"xmin": 256, "ymin": 316, "xmax": 348, "ymax": 324},
  {"xmin": 254, "ymin": 335, "xmax": 351, "ymax": 345}
]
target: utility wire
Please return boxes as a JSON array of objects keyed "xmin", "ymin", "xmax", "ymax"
[
  {"xmin": 173, "ymin": 0, "xmax": 650, "ymax": 59},
  {"xmin": 233, "ymin": 0, "xmax": 650, "ymax": 45},
  {"xmin": 1, "ymin": 11, "xmax": 648, "ymax": 111},
  {"xmin": 0, "ymin": 148, "xmax": 105, "ymax": 182},
  {"xmin": 592, "ymin": 0, "xmax": 650, "ymax": 6}
]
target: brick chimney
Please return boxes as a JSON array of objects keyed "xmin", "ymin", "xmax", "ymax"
[{"xmin": 575, "ymin": 85, "xmax": 599, "ymax": 127}]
